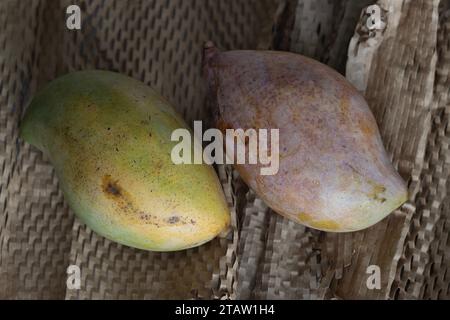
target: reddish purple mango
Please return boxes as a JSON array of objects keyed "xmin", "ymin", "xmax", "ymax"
[{"xmin": 204, "ymin": 44, "xmax": 407, "ymax": 232}]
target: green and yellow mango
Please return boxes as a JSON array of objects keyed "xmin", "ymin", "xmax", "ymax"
[{"xmin": 20, "ymin": 70, "xmax": 230, "ymax": 251}]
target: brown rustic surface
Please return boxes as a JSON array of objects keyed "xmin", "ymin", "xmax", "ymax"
[{"xmin": 1, "ymin": 0, "xmax": 449, "ymax": 300}]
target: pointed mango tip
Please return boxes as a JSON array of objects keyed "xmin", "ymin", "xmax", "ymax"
[{"xmin": 203, "ymin": 41, "xmax": 219, "ymax": 64}]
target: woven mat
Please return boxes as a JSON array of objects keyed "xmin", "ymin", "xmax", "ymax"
[{"xmin": 1, "ymin": 0, "xmax": 449, "ymax": 300}]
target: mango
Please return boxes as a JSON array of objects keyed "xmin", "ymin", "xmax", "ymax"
[
  {"xmin": 203, "ymin": 45, "xmax": 407, "ymax": 232},
  {"xmin": 20, "ymin": 70, "xmax": 230, "ymax": 251}
]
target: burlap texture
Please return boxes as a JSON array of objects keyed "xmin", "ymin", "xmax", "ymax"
[{"xmin": 1, "ymin": 0, "xmax": 449, "ymax": 300}]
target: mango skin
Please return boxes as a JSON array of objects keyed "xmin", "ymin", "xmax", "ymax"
[
  {"xmin": 20, "ymin": 70, "xmax": 230, "ymax": 251},
  {"xmin": 204, "ymin": 48, "xmax": 408, "ymax": 232}
]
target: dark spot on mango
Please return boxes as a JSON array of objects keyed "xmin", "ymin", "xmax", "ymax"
[
  {"xmin": 139, "ymin": 212, "xmax": 154, "ymax": 221},
  {"xmin": 367, "ymin": 182, "xmax": 387, "ymax": 203},
  {"xmin": 101, "ymin": 176, "xmax": 165, "ymax": 227},
  {"xmin": 99, "ymin": 177, "xmax": 200, "ymax": 228},
  {"xmin": 102, "ymin": 176, "xmax": 125, "ymax": 198},
  {"xmin": 106, "ymin": 183, "xmax": 121, "ymax": 197},
  {"xmin": 167, "ymin": 216, "xmax": 180, "ymax": 224},
  {"xmin": 102, "ymin": 175, "xmax": 131, "ymax": 209}
]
